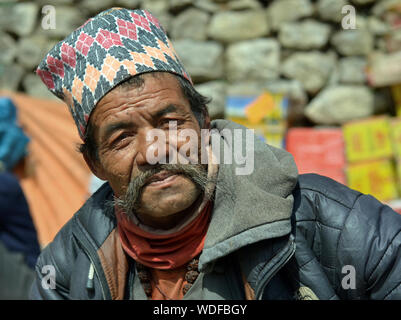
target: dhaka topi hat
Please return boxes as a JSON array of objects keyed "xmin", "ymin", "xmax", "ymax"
[
  {"xmin": 36, "ymin": 8, "xmax": 192, "ymax": 140},
  {"xmin": 0, "ymin": 97, "xmax": 30, "ymax": 172}
]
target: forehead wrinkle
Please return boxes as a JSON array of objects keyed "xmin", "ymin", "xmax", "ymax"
[{"xmin": 92, "ymin": 73, "xmax": 190, "ymax": 133}]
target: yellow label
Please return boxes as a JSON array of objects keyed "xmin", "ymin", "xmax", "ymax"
[
  {"xmin": 391, "ymin": 119, "xmax": 401, "ymax": 158},
  {"xmin": 343, "ymin": 117, "xmax": 393, "ymax": 163},
  {"xmin": 347, "ymin": 159, "xmax": 398, "ymax": 201}
]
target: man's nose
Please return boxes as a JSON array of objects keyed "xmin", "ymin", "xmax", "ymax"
[{"xmin": 134, "ymin": 127, "xmax": 170, "ymax": 166}]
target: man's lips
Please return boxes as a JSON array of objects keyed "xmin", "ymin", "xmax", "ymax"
[{"xmin": 145, "ymin": 171, "xmax": 180, "ymax": 187}]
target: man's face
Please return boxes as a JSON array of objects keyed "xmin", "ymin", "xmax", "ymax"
[{"xmin": 88, "ymin": 72, "xmax": 209, "ymax": 228}]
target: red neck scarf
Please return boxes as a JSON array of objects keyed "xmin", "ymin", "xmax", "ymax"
[{"xmin": 116, "ymin": 201, "xmax": 212, "ymax": 270}]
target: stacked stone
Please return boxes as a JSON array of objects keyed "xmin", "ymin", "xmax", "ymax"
[{"xmin": 0, "ymin": 0, "xmax": 399, "ymax": 125}]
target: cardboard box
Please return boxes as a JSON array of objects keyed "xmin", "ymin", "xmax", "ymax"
[
  {"xmin": 366, "ymin": 51, "xmax": 401, "ymax": 87},
  {"xmin": 286, "ymin": 128, "xmax": 346, "ymax": 184},
  {"xmin": 390, "ymin": 118, "xmax": 401, "ymax": 157},
  {"xmin": 226, "ymin": 92, "xmax": 288, "ymax": 148},
  {"xmin": 343, "ymin": 116, "xmax": 393, "ymax": 163},
  {"xmin": 394, "ymin": 158, "xmax": 401, "ymax": 195},
  {"xmin": 346, "ymin": 159, "xmax": 398, "ymax": 202}
]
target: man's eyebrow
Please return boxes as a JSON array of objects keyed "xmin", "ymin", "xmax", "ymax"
[
  {"xmin": 102, "ymin": 121, "xmax": 134, "ymax": 141},
  {"xmin": 154, "ymin": 104, "xmax": 185, "ymax": 118}
]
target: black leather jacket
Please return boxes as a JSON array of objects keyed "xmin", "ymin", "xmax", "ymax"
[{"xmin": 30, "ymin": 174, "xmax": 401, "ymax": 300}]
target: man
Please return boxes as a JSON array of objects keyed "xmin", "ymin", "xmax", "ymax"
[
  {"xmin": 0, "ymin": 97, "xmax": 41, "ymax": 299},
  {"xmin": 31, "ymin": 8, "xmax": 401, "ymax": 300}
]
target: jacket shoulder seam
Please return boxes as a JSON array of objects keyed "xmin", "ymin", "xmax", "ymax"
[
  {"xmin": 298, "ymin": 186, "xmax": 355, "ymax": 211},
  {"xmin": 296, "ymin": 219, "xmax": 342, "ymax": 231}
]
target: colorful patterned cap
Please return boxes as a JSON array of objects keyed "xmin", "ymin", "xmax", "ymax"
[{"xmin": 36, "ymin": 8, "xmax": 192, "ymax": 140}]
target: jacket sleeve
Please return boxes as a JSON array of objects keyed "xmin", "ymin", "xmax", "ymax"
[
  {"xmin": 29, "ymin": 219, "xmax": 76, "ymax": 300},
  {"xmin": 29, "ymin": 246, "xmax": 69, "ymax": 300},
  {"xmin": 338, "ymin": 193, "xmax": 401, "ymax": 300}
]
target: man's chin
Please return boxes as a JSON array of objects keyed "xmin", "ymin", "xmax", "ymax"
[{"xmin": 138, "ymin": 185, "xmax": 201, "ymax": 219}]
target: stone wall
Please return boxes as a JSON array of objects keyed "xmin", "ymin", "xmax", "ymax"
[{"xmin": 0, "ymin": 0, "xmax": 400, "ymax": 125}]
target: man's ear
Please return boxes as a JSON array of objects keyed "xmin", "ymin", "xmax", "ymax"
[{"xmin": 83, "ymin": 151, "xmax": 107, "ymax": 181}]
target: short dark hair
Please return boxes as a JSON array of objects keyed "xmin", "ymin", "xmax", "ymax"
[{"xmin": 79, "ymin": 72, "xmax": 211, "ymax": 163}]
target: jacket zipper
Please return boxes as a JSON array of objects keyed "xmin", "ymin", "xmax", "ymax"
[
  {"xmin": 254, "ymin": 238, "xmax": 296, "ymax": 300},
  {"xmin": 73, "ymin": 217, "xmax": 111, "ymax": 300},
  {"xmin": 78, "ymin": 238, "xmax": 108, "ymax": 300}
]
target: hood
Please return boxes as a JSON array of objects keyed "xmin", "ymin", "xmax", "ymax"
[{"xmin": 199, "ymin": 119, "xmax": 299, "ymax": 271}]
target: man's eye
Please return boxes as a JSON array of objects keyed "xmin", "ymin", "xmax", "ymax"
[
  {"xmin": 111, "ymin": 133, "xmax": 131, "ymax": 146},
  {"xmin": 159, "ymin": 119, "xmax": 183, "ymax": 127}
]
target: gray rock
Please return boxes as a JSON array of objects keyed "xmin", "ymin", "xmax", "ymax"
[
  {"xmin": 331, "ymin": 30, "xmax": 374, "ymax": 56},
  {"xmin": 16, "ymin": 36, "xmax": 57, "ymax": 70},
  {"xmin": 115, "ymin": 0, "xmax": 142, "ymax": 8},
  {"xmin": 305, "ymin": 85, "xmax": 374, "ymax": 125},
  {"xmin": 263, "ymin": 79, "xmax": 308, "ymax": 108},
  {"xmin": 338, "ymin": 57, "xmax": 367, "ymax": 84},
  {"xmin": 227, "ymin": 0, "xmax": 262, "ymax": 10},
  {"xmin": 282, "ymin": 51, "xmax": 337, "ymax": 94},
  {"xmin": 387, "ymin": 28, "xmax": 401, "ymax": 53},
  {"xmin": 372, "ymin": 0, "xmax": 401, "ymax": 17},
  {"xmin": 170, "ymin": 0, "xmax": 193, "ymax": 12},
  {"xmin": 36, "ymin": 0, "xmax": 75, "ymax": 4},
  {"xmin": 316, "ymin": 0, "xmax": 349, "ymax": 23},
  {"xmin": 0, "ymin": 2, "xmax": 38, "ymax": 37},
  {"xmin": 0, "ymin": 64, "xmax": 24, "ymax": 91},
  {"xmin": 171, "ymin": 8, "xmax": 209, "ymax": 40},
  {"xmin": 173, "ymin": 39, "xmax": 224, "ymax": 82},
  {"xmin": 37, "ymin": 6, "xmax": 86, "ymax": 38},
  {"xmin": 227, "ymin": 81, "xmax": 266, "ymax": 96},
  {"xmin": 226, "ymin": 38, "xmax": 280, "ymax": 82},
  {"xmin": 194, "ymin": 81, "xmax": 227, "ymax": 119},
  {"xmin": 327, "ymin": 65, "xmax": 341, "ymax": 87},
  {"xmin": 367, "ymin": 16, "xmax": 391, "ymax": 36},
  {"xmin": 0, "ymin": 32, "xmax": 17, "ymax": 65},
  {"xmin": 278, "ymin": 19, "xmax": 331, "ymax": 50},
  {"xmin": 141, "ymin": 0, "xmax": 170, "ymax": 14},
  {"xmin": 22, "ymin": 74, "xmax": 58, "ymax": 100},
  {"xmin": 266, "ymin": 0, "xmax": 314, "ymax": 30},
  {"xmin": 136, "ymin": 0, "xmax": 173, "ymax": 32},
  {"xmin": 193, "ymin": 0, "xmax": 220, "ymax": 12},
  {"xmin": 376, "ymin": 38, "xmax": 388, "ymax": 52},
  {"xmin": 80, "ymin": 0, "xmax": 116, "ymax": 14},
  {"xmin": 351, "ymin": 0, "xmax": 375, "ymax": 4},
  {"xmin": 208, "ymin": 10, "xmax": 269, "ymax": 43}
]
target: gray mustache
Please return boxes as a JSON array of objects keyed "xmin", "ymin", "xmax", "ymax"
[{"xmin": 114, "ymin": 163, "xmax": 213, "ymax": 220}]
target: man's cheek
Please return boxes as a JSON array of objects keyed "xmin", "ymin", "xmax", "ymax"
[
  {"xmin": 176, "ymin": 129, "xmax": 200, "ymax": 164},
  {"xmin": 104, "ymin": 167, "xmax": 130, "ymax": 197}
]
